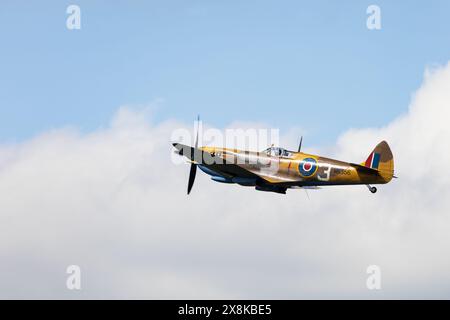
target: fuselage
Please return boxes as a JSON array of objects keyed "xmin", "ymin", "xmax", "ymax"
[{"xmin": 198, "ymin": 146, "xmax": 390, "ymax": 187}]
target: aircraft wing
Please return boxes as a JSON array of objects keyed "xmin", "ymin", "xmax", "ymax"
[{"xmin": 173, "ymin": 143, "xmax": 304, "ymax": 184}]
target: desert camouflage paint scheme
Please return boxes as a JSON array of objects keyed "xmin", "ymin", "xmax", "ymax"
[{"xmin": 173, "ymin": 140, "xmax": 395, "ymax": 194}]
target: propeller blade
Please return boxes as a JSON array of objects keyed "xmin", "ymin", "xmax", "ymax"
[
  {"xmin": 187, "ymin": 163, "xmax": 197, "ymax": 195},
  {"xmin": 298, "ymin": 136, "xmax": 303, "ymax": 152},
  {"xmin": 187, "ymin": 116, "xmax": 200, "ymax": 195},
  {"xmin": 195, "ymin": 115, "xmax": 200, "ymax": 148}
]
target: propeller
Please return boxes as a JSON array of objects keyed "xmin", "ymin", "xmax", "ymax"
[
  {"xmin": 187, "ymin": 115, "xmax": 200, "ymax": 195},
  {"xmin": 298, "ymin": 136, "xmax": 303, "ymax": 152},
  {"xmin": 187, "ymin": 161, "xmax": 197, "ymax": 194}
]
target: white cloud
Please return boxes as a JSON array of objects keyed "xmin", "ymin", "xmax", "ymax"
[{"xmin": 1, "ymin": 62, "xmax": 450, "ymax": 299}]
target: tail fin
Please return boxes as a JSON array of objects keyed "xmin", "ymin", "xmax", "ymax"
[{"xmin": 361, "ymin": 140, "xmax": 394, "ymax": 182}]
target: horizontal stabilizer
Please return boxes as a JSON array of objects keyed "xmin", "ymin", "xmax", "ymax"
[{"xmin": 349, "ymin": 163, "xmax": 380, "ymax": 175}]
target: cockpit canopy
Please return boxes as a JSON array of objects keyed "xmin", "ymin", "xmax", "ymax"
[{"xmin": 263, "ymin": 147, "xmax": 294, "ymax": 158}]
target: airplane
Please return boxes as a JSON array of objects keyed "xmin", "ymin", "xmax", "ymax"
[{"xmin": 172, "ymin": 121, "xmax": 395, "ymax": 195}]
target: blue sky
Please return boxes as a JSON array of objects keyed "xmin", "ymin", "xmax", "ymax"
[{"xmin": 1, "ymin": 0, "xmax": 449, "ymax": 144}]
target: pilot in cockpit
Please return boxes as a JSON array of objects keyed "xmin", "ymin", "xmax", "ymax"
[{"xmin": 264, "ymin": 146, "xmax": 292, "ymax": 157}]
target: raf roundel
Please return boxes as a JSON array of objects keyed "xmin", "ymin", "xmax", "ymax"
[{"xmin": 298, "ymin": 157, "xmax": 318, "ymax": 177}]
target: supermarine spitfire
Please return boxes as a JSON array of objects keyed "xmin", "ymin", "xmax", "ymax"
[{"xmin": 173, "ymin": 122, "xmax": 395, "ymax": 195}]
